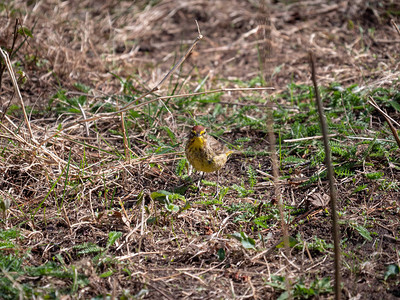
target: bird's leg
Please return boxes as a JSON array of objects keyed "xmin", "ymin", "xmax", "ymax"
[
  {"xmin": 186, "ymin": 161, "xmax": 192, "ymax": 176},
  {"xmin": 213, "ymin": 171, "xmax": 220, "ymax": 198},
  {"xmin": 196, "ymin": 171, "xmax": 204, "ymax": 192}
]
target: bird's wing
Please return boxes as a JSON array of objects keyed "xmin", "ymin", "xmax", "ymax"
[{"xmin": 207, "ymin": 135, "xmax": 229, "ymax": 156}]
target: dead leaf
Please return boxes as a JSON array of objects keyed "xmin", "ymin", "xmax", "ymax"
[{"xmin": 309, "ymin": 193, "xmax": 329, "ymax": 207}]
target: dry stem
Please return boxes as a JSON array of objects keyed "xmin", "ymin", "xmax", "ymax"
[
  {"xmin": 0, "ymin": 48, "xmax": 34, "ymax": 141},
  {"xmin": 309, "ymin": 51, "xmax": 341, "ymax": 300},
  {"xmin": 368, "ymin": 96, "xmax": 400, "ymax": 150}
]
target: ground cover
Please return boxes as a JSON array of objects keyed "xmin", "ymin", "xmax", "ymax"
[{"xmin": 0, "ymin": 1, "xmax": 400, "ymax": 299}]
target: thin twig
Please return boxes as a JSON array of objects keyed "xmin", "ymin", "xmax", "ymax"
[
  {"xmin": 368, "ymin": 96, "xmax": 400, "ymax": 149},
  {"xmin": 309, "ymin": 51, "xmax": 341, "ymax": 300},
  {"xmin": 62, "ymin": 205, "xmax": 73, "ymax": 234},
  {"xmin": 121, "ymin": 20, "xmax": 203, "ymax": 108},
  {"xmin": 391, "ymin": 19, "xmax": 400, "ymax": 36},
  {"xmin": 77, "ymin": 103, "xmax": 89, "ymax": 137},
  {"xmin": 38, "ymin": 24, "xmax": 205, "ymax": 146},
  {"xmin": 0, "ymin": 48, "xmax": 34, "ymax": 141},
  {"xmin": 345, "ymin": 136, "xmax": 395, "ymax": 143},
  {"xmin": 367, "ymin": 98, "xmax": 400, "ymax": 128},
  {"xmin": 258, "ymin": 0, "xmax": 289, "ymax": 254},
  {"xmin": 120, "ymin": 111, "xmax": 129, "ymax": 162},
  {"xmin": 146, "ymin": 282, "xmax": 174, "ymax": 300},
  {"xmin": 283, "ymin": 134, "xmax": 337, "ymax": 143},
  {"xmin": 0, "ymin": 120, "xmax": 78, "ymax": 169},
  {"xmin": 116, "ymin": 251, "xmax": 161, "ymax": 261},
  {"xmin": 258, "ymin": 1, "xmax": 291, "ymax": 298},
  {"xmin": 0, "ymin": 19, "xmax": 19, "ymax": 91},
  {"xmin": 81, "ymin": 87, "xmax": 273, "ymax": 120},
  {"xmin": 39, "ymin": 87, "xmax": 274, "ymax": 147},
  {"xmin": 0, "ymin": 20, "xmax": 20, "ymax": 119}
]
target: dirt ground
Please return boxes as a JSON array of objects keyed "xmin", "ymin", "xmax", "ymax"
[{"xmin": 1, "ymin": 0, "xmax": 400, "ymax": 299}]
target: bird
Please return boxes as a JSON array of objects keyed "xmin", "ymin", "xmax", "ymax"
[{"xmin": 185, "ymin": 125, "xmax": 233, "ymax": 193}]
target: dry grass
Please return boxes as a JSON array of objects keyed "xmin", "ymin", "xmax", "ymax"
[{"xmin": 1, "ymin": 0, "xmax": 400, "ymax": 299}]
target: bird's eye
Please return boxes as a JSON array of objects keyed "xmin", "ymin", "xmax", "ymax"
[{"xmin": 200, "ymin": 130, "xmax": 205, "ymax": 135}]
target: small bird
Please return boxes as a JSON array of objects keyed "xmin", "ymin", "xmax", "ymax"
[{"xmin": 185, "ymin": 125, "xmax": 233, "ymax": 183}]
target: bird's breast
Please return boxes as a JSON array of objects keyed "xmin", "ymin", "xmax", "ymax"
[{"xmin": 190, "ymin": 137, "xmax": 205, "ymax": 148}]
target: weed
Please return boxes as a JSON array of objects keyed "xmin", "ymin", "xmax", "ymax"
[
  {"xmin": 0, "ymin": 228, "xmax": 89, "ymax": 299},
  {"xmin": 265, "ymin": 275, "xmax": 333, "ymax": 299}
]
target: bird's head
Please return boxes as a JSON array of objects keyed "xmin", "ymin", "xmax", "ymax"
[
  {"xmin": 191, "ymin": 125, "xmax": 206, "ymax": 137},
  {"xmin": 189, "ymin": 125, "xmax": 207, "ymax": 147}
]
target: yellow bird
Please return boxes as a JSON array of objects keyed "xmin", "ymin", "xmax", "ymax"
[{"xmin": 185, "ymin": 125, "xmax": 233, "ymax": 173}]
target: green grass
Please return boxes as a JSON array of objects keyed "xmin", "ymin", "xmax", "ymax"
[
  {"xmin": 1, "ymin": 0, "xmax": 400, "ymax": 298},
  {"xmin": 0, "ymin": 228, "xmax": 88, "ymax": 299},
  {"xmin": 2, "ymin": 21, "xmax": 400, "ymax": 297},
  {"xmin": 3, "ymin": 76, "xmax": 400, "ymax": 298}
]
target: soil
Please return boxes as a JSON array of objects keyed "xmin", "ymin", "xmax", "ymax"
[{"xmin": 1, "ymin": 0, "xmax": 400, "ymax": 299}]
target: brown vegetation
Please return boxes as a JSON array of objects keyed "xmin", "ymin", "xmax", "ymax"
[{"xmin": 1, "ymin": 0, "xmax": 400, "ymax": 299}]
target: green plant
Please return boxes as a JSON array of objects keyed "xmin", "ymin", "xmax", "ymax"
[
  {"xmin": 365, "ymin": 171, "xmax": 384, "ymax": 180},
  {"xmin": 247, "ymin": 165, "xmax": 257, "ymax": 188},
  {"xmin": 384, "ymin": 264, "xmax": 399, "ymax": 281},
  {"xmin": 229, "ymin": 232, "xmax": 256, "ymax": 250},
  {"xmin": 231, "ymin": 183, "xmax": 254, "ymax": 197},
  {"xmin": 73, "ymin": 231, "xmax": 123, "ymax": 274},
  {"xmin": 151, "ymin": 190, "xmax": 189, "ymax": 214},
  {"xmin": 265, "ymin": 275, "xmax": 333, "ymax": 299},
  {"xmin": 347, "ymin": 222, "xmax": 372, "ymax": 242},
  {"xmin": 295, "ymin": 235, "xmax": 334, "ymax": 253},
  {"xmin": 0, "ymin": 228, "xmax": 89, "ymax": 299}
]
